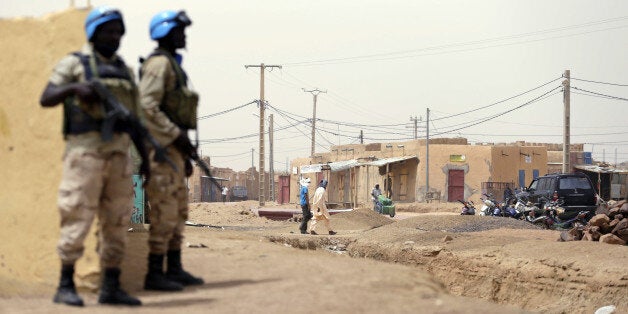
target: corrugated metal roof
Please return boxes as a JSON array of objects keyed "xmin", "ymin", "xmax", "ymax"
[
  {"xmin": 574, "ymin": 165, "xmax": 628, "ymax": 174},
  {"xmin": 300, "ymin": 159, "xmax": 360, "ymax": 173},
  {"xmin": 365, "ymin": 156, "xmax": 419, "ymax": 167},
  {"xmin": 328, "ymin": 159, "xmax": 360, "ymax": 172}
]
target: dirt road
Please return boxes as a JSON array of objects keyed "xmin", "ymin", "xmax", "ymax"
[{"xmin": 1, "ymin": 201, "xmax": 626, "ymax": 314}]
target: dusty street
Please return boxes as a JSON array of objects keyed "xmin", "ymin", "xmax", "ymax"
[{"xmin": 1, "ymin": 201, "xmax": 626, "ymax": 314}]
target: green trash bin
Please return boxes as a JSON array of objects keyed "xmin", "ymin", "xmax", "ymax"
[{"xmin": 378, "ymin": 195, "xmax": 395, "ymax": 218}]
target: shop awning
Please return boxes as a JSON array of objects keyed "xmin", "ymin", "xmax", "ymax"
[
  {"xmin": 365, "ymin": 156, "xmax": 418, "ymax": 167},
  {"xmin": 300, "ymin": 159, "xmax": 360, "ymax": 173}
]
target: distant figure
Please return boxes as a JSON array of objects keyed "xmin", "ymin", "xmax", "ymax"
[
  {"xmin": 503, "ymin": 184, "xmax": 514, "ymax": 205},
  {"xmin": 371, "ymin": 184, "xmax": 382, "ymax": 213},
  {"xmin": 386, "ymin": 175, "xmax": 393, "ymax": 198},
  {"xmin": 299, "ymin": 178, "xmax": 312, "ymax": 234},
  {"xmin": 222, "ymin": 186, "xmax": 229, "ymax": 203},
  {"xmin": 310, "ymin": 180, "xmax": 336, "ymax": 235}
]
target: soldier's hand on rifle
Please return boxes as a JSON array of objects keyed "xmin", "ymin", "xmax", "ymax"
[
  {"xmin": 172, "ymin": 132, "xmax": 194, "ymax": 156},
  {"xmin": 74, "ymin": 82, "xmax": 100, "ymax": 104}
]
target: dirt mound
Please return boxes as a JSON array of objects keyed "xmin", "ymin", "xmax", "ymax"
[
  {"xmin": 330, "ymin": 207, "xmax": 395, "ymax": 231},
  {"xmin": 394, "ymin": 215, "xmax": 539, "ymax": 233},
  {"xmin": 396, "ymin": 202, "xmax": 461, "ymax": 213}
]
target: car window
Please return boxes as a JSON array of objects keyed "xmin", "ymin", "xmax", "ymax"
[
  {"xmin": 528, "ymin": 179, "xmax": 538, "ymax": 191},
  {"xmin": 559, "ymin": 177, "xmax": 592, "ymax": 190},
  {"xmin": 538, "ymin": 178, "xmax": 549, "ymax": 192}
]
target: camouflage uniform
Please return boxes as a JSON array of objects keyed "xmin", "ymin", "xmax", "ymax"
[
  {"xmin": 51, "ymin": 44, "xmax": 138, "ymax": 268},
  {"xmin": 139, "ymin": 50, "xmax": 191, "ymax": 255}
]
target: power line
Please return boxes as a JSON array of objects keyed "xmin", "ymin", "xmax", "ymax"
[
  {"xmin": 283, "ymin": 17, "xmax": 628, "ymax": 66},
  {"xmin": 571, "ymin": 86, "xmax": 628, "ymax": 101},
  {"xmin": 570, "ymin": 77, "xmax": 628, "ymax": 87},
  {"xmin": 432, "ymin": 77, "xmax": 562, "ymax": 121},
  {"xmin": 432, "ymin": 87, "xmax": 562, "ymax": 136},
  {"xmin": 197, "ymin": 100, "xmax": 258, "ymax": 120}
]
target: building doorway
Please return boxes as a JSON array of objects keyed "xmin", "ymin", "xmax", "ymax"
[{"xmin": 448, "ymin": 169, "xmax": 465, "ymax": 201}]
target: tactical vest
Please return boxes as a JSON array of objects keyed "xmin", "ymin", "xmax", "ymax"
[
  {"xmin": 142, "ymin": 51, "xmax": 199, "ymax": 130},
  {"xmin": 63, "ymin": 52, "xmax": 139, "ymax": 137}
]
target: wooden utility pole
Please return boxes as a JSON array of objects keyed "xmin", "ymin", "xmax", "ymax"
[
  {"xmin": 410, "ymin": 116, "xmax": 419, "ymax": 139},
  {"xmin": 360, "ymin": 130, "xmax": 364, "ymax": 144},
  {"xmin": 426, "ymin": 108, "xmax": 430, "ymax": 201},
  {"xmin": 269, "ymin": 114, "xmax": 274, "ymax": 202},
  {"xmin": 562, "ymin": 70, "xmax": 571, "ymax": 173},
  {"xmin": 303, "ymin": 88, "xmax": 326, "ymax": 157},
  {"xmin": 244, "ymin": 63, "xmax": 281, "ymax": 206}
]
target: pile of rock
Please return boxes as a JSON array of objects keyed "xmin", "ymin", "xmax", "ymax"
[{"xmin": 560, "ymin": 200, "xmax": 628, "ymax": 245}]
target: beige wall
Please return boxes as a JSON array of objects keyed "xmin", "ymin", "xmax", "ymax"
[
  {"xmin": 490, "ymin": 146, "xmax": 548, "ymax": 188},
  {"xmin": 0, "ymin": 9, "xmax": 99, "ymax": 294}
]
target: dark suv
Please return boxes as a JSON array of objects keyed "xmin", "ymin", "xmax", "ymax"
[{"xmin": 518, "ymin": 173, "xmax": 597, "ymax": 219}]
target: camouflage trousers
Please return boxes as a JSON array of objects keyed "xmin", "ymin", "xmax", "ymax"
[
  {"xmin": 145, "ymin": 146, "xmax": 188, "ymax": 254},
  {"xmin": 57, "ymin": 150, "xmax": 133, "ymax": 268}
]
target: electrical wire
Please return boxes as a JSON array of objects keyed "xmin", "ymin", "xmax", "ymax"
[
  {"xmin": 571, "ymin": 86, "xmax": 628, "ymax": 101},
  {"xmin": 197, "ymin": 100, "xmax": 258, "ymax": 120},
  {"xmin": 284, "ymin": 18, "xmax": 628, "ymax": 66},
  {"xmin": 432, "ymin": 77, "xmax": 562, "ymax": 121},
  {"xmin": 432, "ymin": 87, "xmax": 562, "ymax": 136},
  {"xmin": 570, "ymin": 77, "xmax": 628, "ymax": 87}
]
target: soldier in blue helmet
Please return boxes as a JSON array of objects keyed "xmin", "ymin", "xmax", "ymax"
[
  {"xmin": 138, "ymin": 10, "xmax": 204, "ymax": 291},
  {"xmin": 39, "ymin": 6, "xmax": 141, "ymax": 307}
]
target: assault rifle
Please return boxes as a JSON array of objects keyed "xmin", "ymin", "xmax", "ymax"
[{"xmin": 91, "ymin": 79, "xmax": 177, "ymax": 184}]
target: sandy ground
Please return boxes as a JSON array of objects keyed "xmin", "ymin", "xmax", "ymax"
[{"xmin": 1, "ymin": 201, "xmax": 626, "ymax": 314}]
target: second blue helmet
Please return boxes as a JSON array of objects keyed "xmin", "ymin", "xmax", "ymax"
[{"xmin": 149, "ymin": 10, "xmax": 192, "ymax": 40}]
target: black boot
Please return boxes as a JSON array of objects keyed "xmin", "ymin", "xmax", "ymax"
[
  {"xmin": 144, "ymin": 253, "xmax": 183, "ymax": 291},
  {"xmin": 98, "ymin": 267, "xmax": 141, "ymax": 306},
  {"xmin": 166, "ymin": 250, "xmax": 204, "ymax": 286},
  {"xmin": 53, "ymin": 264, "xmax": 84, "ymax": 307}
]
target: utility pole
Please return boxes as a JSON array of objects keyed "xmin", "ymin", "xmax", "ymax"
[
  {"xmin": 409, "ymin": 116, "xmax": 419, "ymax": 139},
  {"xmin": 359, "ymin": 130, "xmax": 363, "ymax": 144},
  {"xmin": 245, "ymin": 63, "xmax": 281, "ymax": 206},
  {"xmin": 562, "ymin": 70, "xmax": 571, "ymax": 173},
  {"xmin": 251, "ymin": 148, "xmax": 255, "ymax": 169},
  {"xmin": 303, "ymin": 88, "xmax": 327, "ymax": 157},
  {"xmin": 250, "ymin": 147, "xmax": 254, "ymax": 201},
  {"xmin": 426, "ymin": 108, "xmax": 430, "ymax": 201},
  {"xmin": 615, "ymin": 148, "xmax": 617, "ymax": 166},
  {"xmin": 269, "ymin": 114, "xmax": 274, "ymax": 202}
]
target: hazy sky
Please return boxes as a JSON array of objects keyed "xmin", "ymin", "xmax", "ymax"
[{"xmin": 3, "ymin": 0, "xmax": 628, "ymax": 171}]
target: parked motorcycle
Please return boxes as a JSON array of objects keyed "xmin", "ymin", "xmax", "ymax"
[
  {"xmin": 479, "ymin": 193, "xmax": 498, "ymax": 216},
  {"xmin": 530, "ymin": 198, "xmax": 590, "ymax": 230},
  {"xmin": 458, "ymin": 200, "xmax": 476, "ymax": 215},
  {"xmin": 513, "ymin": 195, "xmax": 542, "ymax": 222}
]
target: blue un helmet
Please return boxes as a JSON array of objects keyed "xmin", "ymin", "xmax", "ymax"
[
  {"xmin": 149, "ymin": 10, "xmax": 192, "ymax": 40},
  {"xmin": 85, "ymin": 6, "xmax": 125, "ymax": 41}
]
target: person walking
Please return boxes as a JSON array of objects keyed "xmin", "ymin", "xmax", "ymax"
[
  {"xmin": 139, "ymin": 9, "xmax": 203, "ymax": 291},
  {"xmin": 310, "ymin": 180, "xmax": 336, "ymax": 235},
  {"xmin": 222, "ymin": 186, "xmax": 229, "ymax": 203},
  {"xmin": 39, "ymin": 6, "xmax": 141, "ymax": 306},
  {"xmin": 299, "ymin": 178, "xmax": 313, "ymax": 234},
  {"xmin": 371, "ymin": 184, "xmax": 382, "ymax": 213}
]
